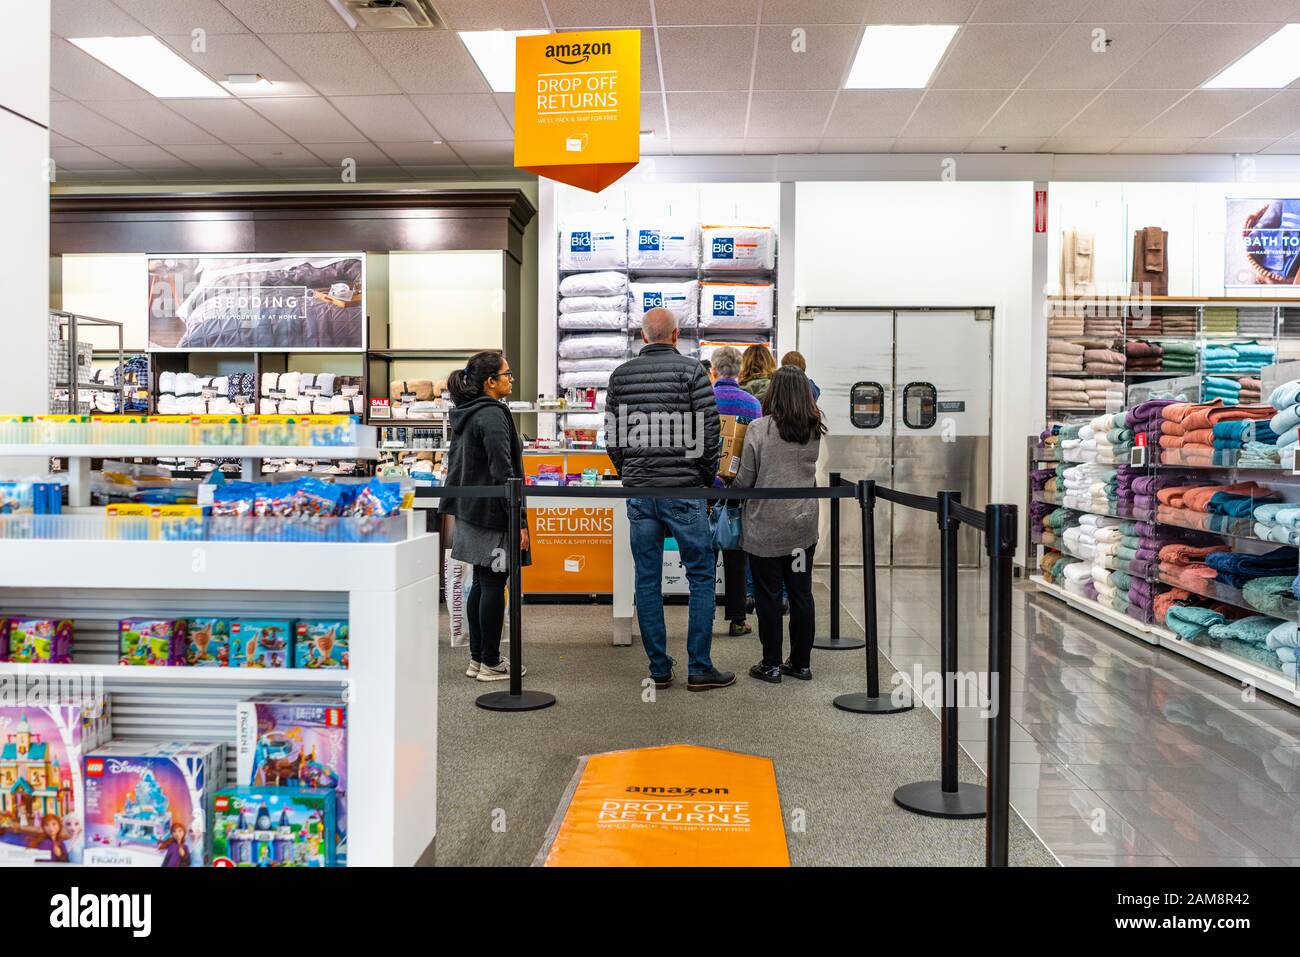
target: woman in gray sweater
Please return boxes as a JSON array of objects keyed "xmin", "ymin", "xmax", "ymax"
[{"xmin": 731, "ymin": 365, "xmax": 826, "ymax": 682}]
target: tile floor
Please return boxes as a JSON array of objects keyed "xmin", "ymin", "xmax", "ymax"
[{"xmin": 832, "ymin": 565, "xmax": 1300, "ymax": 867}]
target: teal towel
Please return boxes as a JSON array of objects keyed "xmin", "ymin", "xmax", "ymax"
[
  {"xmin": 1166, "ymin": 604, "xmax": 1227, "ymax": 639},
  {"xmin": 1207, "ymin": 615, "xmax": 1284, "ymax": 646},
  {"xmin": 1242, "ymin": 576, "xmax": 1296, "ymax": 616}
]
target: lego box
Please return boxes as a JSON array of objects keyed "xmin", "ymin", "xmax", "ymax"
[
  {"xmin": 236, "ymin": 695, "xmax": 347, "ymax": 862},
  {"xmin": 118, "ymin": 618, "xmax": 188, "ymax": 667},
  {"xmin": 0, "ymin": 697, "xmax": 112, "ymax": 865},
  {"xmin": 186, "ymin": 618, "xmax": 231, "ymax": 667},
  {"xmin": 230, "ymin": 619, "xmax": 292, "ymax": 668},
  {"xmin": 83, "ymin": 741, "xmax": 225, "ymax": 867},
  {"xmin": 6, "ymin": 618, "xmax": 73, "ymax": 664},
  {"xmin": 294, "ymin": 620, "xmax": 349, "ymax": 670},
  {"xmin": 210, "ymin": 786, "xmax": 336, "ymax": 867}
]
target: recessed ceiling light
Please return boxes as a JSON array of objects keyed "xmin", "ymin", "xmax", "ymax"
[
  {"xmin": 459, "ymin": 29, "xmax": 548, "ymax": 93},
  {"xmin": 1202, "ymin": 23, "xmax": 1300, "ymax": 89},
  {"xmin": 68, "ymin": 36, "xmax": 229, "ymax": 98},
  {"xmin": 226, "ymin": 73, "xmax": 270, "ymax": 87},
  {"xmin": 844, "ymin": 24, "xmax": 960, "ymax": 89}
]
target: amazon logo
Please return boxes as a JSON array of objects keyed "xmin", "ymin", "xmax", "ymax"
[{"xmin": 545, "ymin": 40, "xmax": 612, "ymax": 64}]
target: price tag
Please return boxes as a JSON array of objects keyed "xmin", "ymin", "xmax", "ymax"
[
  {"xmin": 304, "ymin": 386, "xmax": 322, "ymax": 397},
  {"xmin": 341, "ymin": 385, "xmax": 360, "ymax": 397},
  {"xmin": 269, "ymin": 389, "xmax": 286, "ymax": 400}
]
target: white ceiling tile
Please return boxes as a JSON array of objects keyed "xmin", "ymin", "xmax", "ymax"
[
  {"xmin": 51, "ymin": 0, "xmax": 147, "ymax": 38},
  {"xmin": 762, "ymin": 0, "xmax": 870, "ymax": 23},
  {"xmin": 965, "ymin": 137, "xmax": 1048, "ymax": 151},
  {"xmin": 262, "ymin": 34, "xmax": 400, "ymax": 95},
  {"xmin": 747, "ymin": 92, "xmax": 836, "ymax": 136},
  {"xmin": 356, "ymin": 31, "xmax": 491, "ymax": 95},
  {"xmin": 331, "ymin": 95, "xmax": 438, "ymax": 141},
  {"xmin": 556, "ymin": 26, "xmax": 661, "ymax": 92},
  {"xmin": 1188, "ymin": 137, "xmax": 1282, "ymax": 153},
  {"xmin": 159, "ymin": 34, "xmax": 314, "ymax": 97},
  {"xmin": 863, "ymin": 0, "xmax": 980, "ymax": 24},
  {"xmin": 157, "ymin": 143, "xmax": 260, "ymax": 169},
  {"xmin": 1184, "ymin": 0, "xmax": 1300, "ymax": 21},
  {"xmin": 1041, "ymin": 136, "xmax": 1123, "ymax": 152},
  {"xmin": 428, "ymin": 0, "xmax": 548, "ymax": 29},
  {"xmin": 50, "ymin": 146, "xmax": 124, "ymax": 171},
  {"xmin": 448, "ymin": 141, "xmax": 515, "ymax": 163},
  {"xmin": 375, "ymin": 142, "xmax": 463, "ymax": 165},
  {"xmin": 654, "ymin": 0, "xmax": 761, "ymax": 24},
  {"xmin": 1076, "ymin": 0, "xmax": 1200, "ymax": 19},
  {"xmin": 1261, "ymin": 135, "xmax": 1300, "ymax": 154},
  {"xmin": 826, "ymin": 91, "xmax": 923, "ymax": 137},
  {"xmin": 640, "ymin": 93, "xmax": 665, "ymax": 134},
  {"xmin": 163, "ymin": 98, "xmax": 295, "ymax": 143},
  {"xmin": 1020, "ymin": 23, "xmax": 1172, "ymax": 91},
  {"xmin": 246, "ymin": 96, "xmax": 366, "ymax": 141},
  {"xmin": 1112, "ymin": 23, "xmax": 1279, "ymax": 89},
  {"xmin": 1137, "ymin": 91, "xmax": 1266, "ymax": 137},
  {"xmin": 409, "ymin": 94, "xmax": 513, "ymax": 139},
  {"xmin": 752, "ymin": 25, "xmax": 859, "ymax": 90},
  {"xmin": 95, "ymin": 145, "xmax": 195, "ymax": 170},
  {"xmin": 666, "ymin": 92, "xmax": 750, "ymax": 137},
  {"xmin": 891, "ymin": 137, "xmax": 972, "ymax": 152},
  {"xmin": 50, "ymin": 38, "xmax": 154, "ymax": 101},
  {"xmin": 49, "ymin": 132, "xmax": 79, "ymax": 147},
  {"xmin": 51, "ymin": 90, "xmax": 68, "ymax": 102},
  {"xmin": 670, "ymin": 138, "xmax": 747, "ymax": 154},
  {"xmin": 86, "ymin": 99, "xmax": 221, "ymax": 145},
  {"xmin": 114, "ymin": 0, "xmax": 248, "ymax": 34},
  {"xmin": 970, "ymin": 0, "xmax": 1080, "ymax": 20},
  {"xmin": 819, "ymin": 136, "xmax": 897, "ymax": 151},
  {"xmin": 216, "ymin": 0, "xmax": 352, "ymax": 33},
  {"xmin": 547, "ymin": 0, "xmax": 653, "ymax": 27},
  {"xmin": 305, "ymin": 142, "xmax": 396, "ymax": 165},
  {"xmin": 902, "ymin": 91, "xmax": 1009, "ymax": 136},
  {"xmin": 1111, "ymin": 138, "xmax": 1201, "ymax": 152},
  {"xmin": 641, "ymin": 138, "xmax": 673, "ymax": 154},
  {"xmin": 658, "ymin": 27, "xmax": 756, "ymax": 91},
  {"xmin": 231, "ymin": 143, "xmax": 327, "ymax": 167},
  {"xmin": 495, "ymin": 93, "xmax": 516, "ymax": 128},
  {"xmin": 50, "ymin": 102, "xmax": 149, "ymax": 146},
  {"xmin": 743, "ymin": 137, "xmax": 821, "ymax": 153},
  {"xmin": 931, "ymin": 24, "xmax": 1067, "ymax": 90},
  {"xmin": 980, "ymin": 91, "xmax": 1094, "ymax": 137},
  {"xmin": 1055, "ymin": 90, "xmax": 1185, "ymax": 137},
  {"xmin": 1215, "ymin": 92, "xmax": 1300, "ymax": 140}
]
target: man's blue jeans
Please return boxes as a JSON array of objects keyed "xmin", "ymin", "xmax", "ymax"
[{"xmin": 627, "ymin": 497, "xmax": 716, "ymax": 677}]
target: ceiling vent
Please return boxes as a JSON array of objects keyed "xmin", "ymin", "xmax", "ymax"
[{"xmin": 327, "ymin": 0, "xmax": 447, "ymax": 29}]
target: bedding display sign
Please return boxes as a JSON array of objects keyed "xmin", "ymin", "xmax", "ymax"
[
  {"xmin": 147, "ymin": 254, "xmax": 366, "ymax": 351},
  {"xmin": 514, "ymin": 29, "xmax": 640, "ymax": 193},
  {"xmin": 1225, "ymin": 198, "xmax": 1300, "ymax": 287}
]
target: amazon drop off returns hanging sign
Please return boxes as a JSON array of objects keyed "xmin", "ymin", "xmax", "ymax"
[{"xmin": 514, "ymin": 30, "xmax": 640, "ymax": 192}]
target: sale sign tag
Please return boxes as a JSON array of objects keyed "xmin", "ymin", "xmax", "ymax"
[{"xmin": 514, "ymin": 29, "xmax": 641, "ymax": 192}]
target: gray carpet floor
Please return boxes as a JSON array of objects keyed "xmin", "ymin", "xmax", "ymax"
[{"xmin": 435, "ymin": 585, "xmax": 1058, "ymax": 867}]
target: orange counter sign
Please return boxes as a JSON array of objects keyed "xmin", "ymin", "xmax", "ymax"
[
  {"xmin": 543, "ymin": 745, "xmax": 790, "ymax": 867},
  {"xmin": 514, "ymin": 29, "xmax": 640, "ymax": 192}
]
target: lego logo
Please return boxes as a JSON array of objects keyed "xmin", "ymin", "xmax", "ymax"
[
  {"xmin": 214, "ymin": 796, "xmax": 230, "ymax": 811},
  {"xmin": 327, "ymin": 708, "xmax": 342, "ymax": 726},
  {"xmin": 85, "ymin": 758, "xmax": 104, "ymax": 777}
]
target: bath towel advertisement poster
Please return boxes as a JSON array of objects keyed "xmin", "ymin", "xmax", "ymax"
[
  {"xmin": 1225, "ymin": 198, "xmax": 1300, "ymax": 286},
  {"xmin": 514, "ymin": 29, "xmax": 640, "ymax": 192},
  {"xmin": 147, "ymin": 254, "xmax": 366, "ymax": 350}
]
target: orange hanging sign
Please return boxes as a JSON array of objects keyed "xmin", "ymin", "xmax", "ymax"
[
  {"xmin": 514, "ymin": 30, "xmax": 641, "ymax": 192},
  {"xmin": 543, "ymin": 744, "xmax": 790, "ymax": 866}
]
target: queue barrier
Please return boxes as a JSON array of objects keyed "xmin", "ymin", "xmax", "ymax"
[{"xmin": 423, "ymin": 477, "xmax": 1018, "ymax": 867}]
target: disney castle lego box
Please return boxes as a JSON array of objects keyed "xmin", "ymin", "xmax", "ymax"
[
  {"xmin": 236, "ymin": 695, "xmax": 347, "ymax": 862},
  {"xmin": 0, "ymin": 696, "xmax": 112, "ymax": 864},
  {"xmin": 82, "ymin": 740, "xmax": 225, "ymax": 867},
  {"xmin": 210, "ymin": 786, "xmax": 337, "ymax": 867}
]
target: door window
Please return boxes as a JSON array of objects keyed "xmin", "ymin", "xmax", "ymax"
[
  {"xmin": 849, "ymin": 381, "xmax": 884, "ymax": 429},
  {"xmin": 901, "ymin": 381, "xmax": 937, "ymax": 430}
]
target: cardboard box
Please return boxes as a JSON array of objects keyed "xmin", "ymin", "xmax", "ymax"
[{"xmin": 716, "ymin": 415, "xmax": 748, "ymax": 481}]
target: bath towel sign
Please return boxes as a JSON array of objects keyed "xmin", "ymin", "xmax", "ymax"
[
  {"xmin": 539, "ymin": 744, "xmax": 790, "ymax": 866},
  {"xmin": 514, "ymin": 30, "xmax": 640, "ymax": 193}
]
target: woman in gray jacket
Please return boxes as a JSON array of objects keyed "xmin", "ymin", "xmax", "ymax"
[{"xmin": 731, "ymin": 365, "xmax": 826, "ymax": 683}]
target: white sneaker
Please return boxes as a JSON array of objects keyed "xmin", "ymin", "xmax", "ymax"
[
  {"xmin": 475, "ymin": 658, "xmax": 526, "ymax": 681},
  {"xmin": 465, "ymin": 660, "xmax": 481, "ymax": 678}
]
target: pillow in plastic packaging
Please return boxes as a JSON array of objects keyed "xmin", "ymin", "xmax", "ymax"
[
  {"xmin": 559, "ymin": 271, "xmax": 628, "ymax": 297},
  {"xmin": 558, "ymin": 333, "xmax": 628, "ymax": 359},
  {"xmin": 628, "ymin": 280, "xmax": 698, "ymax": 328},
  {"xmin": 559, "ymin": 222, "xmax": 628, "ymax": 270},
  {"xmin": 630, "ymin": 336, "xmax": 699, "ymax": 356},
  {"xmin": 627, "ymin": 221, "xmax": 701, "ymax": 269},
  {"xmin": 701, "ymin": 225, "xmax": 775, "ymax": 271},
  {"xmin": 559, "ymin": 294, "xmax": 628, "ymax": 314},
  {"xmin": 699, "ymin": 281, "xmax": 774, "ymax": 329},
  {"xmin": 559, "ymin": 311, "xmax": 627, "ymax": 331},
  {"xmin": 559, "ymin": 369, "xmax": 614, "ymax": 389},
  {"xmin": 558, "ymin": 357, "xmax": 625, "ymax": 373}
]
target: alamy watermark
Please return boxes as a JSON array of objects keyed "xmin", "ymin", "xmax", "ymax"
[
  {"xmin": 892, "ymin": 664, "xmax": 999, "ymax": 717},
  {"xmin": 604, "ymin": 405, "xmax": 708, "ymax": 459}
]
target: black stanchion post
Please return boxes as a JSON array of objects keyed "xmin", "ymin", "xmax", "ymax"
[
  {"xmin": 892, "ymin": 490, "xmax": 985, "ymax": 818},
  {"xmin": 833, "ymin": 480, "xmax": 912, "ymax": 715},
  {"xmin": 984, "ymin": 502, "xmax": 1016, "ymax": 866},
  {"xmin": 814, "ymin": 472, "xmax": 865, "ymax": 651},
  {"xmin": 476, "ymin": 478, "xmax": 558, "ymax": 713}
]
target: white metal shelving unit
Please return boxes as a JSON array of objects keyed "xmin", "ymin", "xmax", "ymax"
[{"xmin": 0, "ymin": 534, "xmax": 438, "ymax": 867}]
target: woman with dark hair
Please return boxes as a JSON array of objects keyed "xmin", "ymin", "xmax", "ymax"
[
  {"xmin": 441, "ymin": 350, "xmax": 530, "ymax": 681},
  {"xmin": 738, "ymin": 345, "xmax": 777, "ymax": 400},
  {"xmin": 731, "ymin": 364, "xmax": 827, "ymax": 683}
]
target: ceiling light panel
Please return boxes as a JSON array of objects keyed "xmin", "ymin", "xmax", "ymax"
[
  {"xmin": 844, "ymin": 25, "xmax": 960, "ymax": 90},
  {"xmin": 68, "ymin": 36, "xmax": 229, "ymax": 98}
]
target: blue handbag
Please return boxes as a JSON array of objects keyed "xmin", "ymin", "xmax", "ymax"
[{"xmin": 710, "ymin": 503, "xmax": 743, "ymax": 551}]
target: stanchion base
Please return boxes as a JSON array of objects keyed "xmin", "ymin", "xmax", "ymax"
[
  {"xmin": 833, "ymin": 691, "xmax": 913, "ymax": 714},
  {"xmin": 893, "ymin": 780, "xmax": 987, "ymax": 819},
  {"xmin": 476, "ymin": 690, "xmax": 557, "ymax": 712},
  {"xmin": 812, "ymin": 636, "xmax": 867, "ymax": 651}
]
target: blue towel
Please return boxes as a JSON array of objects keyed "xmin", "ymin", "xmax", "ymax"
[{"xmin": 1268, "ymin": 380, "xmax": 1300, "ymax": 409}]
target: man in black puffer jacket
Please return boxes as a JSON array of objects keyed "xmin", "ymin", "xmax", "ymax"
[{"xmin": 605, "ymin": 308, "xmax": 732, "ymax": 692}]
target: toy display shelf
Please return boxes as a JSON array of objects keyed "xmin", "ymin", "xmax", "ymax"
[{"xmin": 0, "ymin": 534, "xmax": 438, "ymax": 867}]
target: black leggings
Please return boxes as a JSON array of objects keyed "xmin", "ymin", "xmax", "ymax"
[
  {"xmin": 748, "ymin": 545, "xmax": 816, "ymax": 669},
  {"xmin": 467, "ymin": 564, "xmax": 509, "ymax": 666}
]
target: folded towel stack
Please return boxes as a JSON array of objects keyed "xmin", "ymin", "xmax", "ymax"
[
  {"xmin": 1083, "ymin": 347, "xmax": 1125, "ymax": 375},
  {"xmin": 1083, "ymin": 314, "xmax": 1124, "ymax": 338},
  {"xmin": 1124, "ymin": 307, "xmax": 1162, "ymax": 337},
  {"xmin": 1160, "ymin": 310, "xmax": 1198, "ymax": 337},
  {"xmin": 1238, "ymin": 376, "xmax": 1262, "ymax": 404},
  {"xmin": 1202, "ymin": 306, "xmax": 1238, "ymax": 335},
  {"xmin": 1157, "ymin": 339, "xmax": 1197, "ymax": 372},
  {"xmin": 1203, "ymin": 374, "xmax": 1241, "ymax": 405},
  {"xmin": 1237, "ymin": 307, "xmax": 1276, "ymax": 337},
  {"xmin": 1204, "ymin": 547, "xmax": 1299, "ymax": 588},
  {"xmin": 1048, "ymin": 338, "xmax": 1085, "ymax": 374},
  {"xmin": 1125, "ymin": 339, "xmax": 1163, "ymax": 372},
  {"xmin": 1047, "ymin": 309, "xmax": 1085, "ymax": 337}
]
